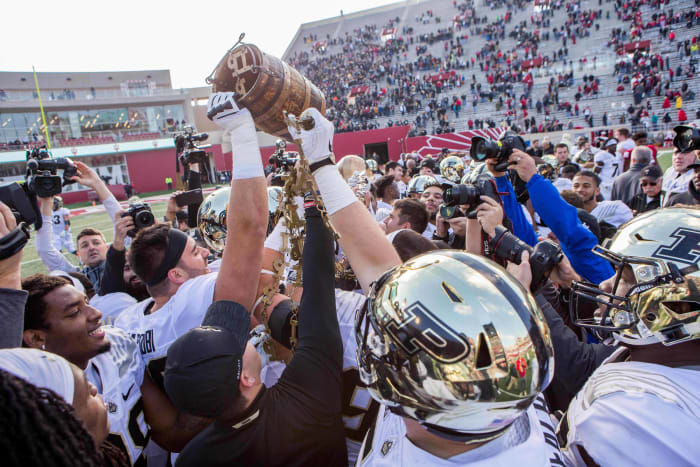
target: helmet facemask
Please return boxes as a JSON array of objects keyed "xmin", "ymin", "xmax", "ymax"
[{"xmin": 570, "ymin": 245, "xmax": 700, "ymax": 346}]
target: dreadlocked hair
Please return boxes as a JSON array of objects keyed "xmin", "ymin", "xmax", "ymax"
[{"xmin": 0, "ymin": 369, "xmax": 107, "ymax": 466}]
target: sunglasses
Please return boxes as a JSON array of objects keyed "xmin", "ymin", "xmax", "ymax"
[{"xmin": 640, "ymin": 180, "xmax": 658, "ymax": 187}]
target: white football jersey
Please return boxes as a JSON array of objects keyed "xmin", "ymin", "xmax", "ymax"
[
  {"xmin": 357, "ymin": 394, "xmax": 563, "ymax": 466},
  {"xmin": 594, "ymin": 151, "xmax": 620, "ymax": 185},
  {"xmin": 114, "ymin": 272, "xmax": 217, "ymax": 385},
  {"xmin": 52, "ymin": 207, "xmax": 70, "ymax": 234},
  {"xmin": 591, "ymin": 200, "xmax": 633, "ymax": 227},
  {"xmin": 562, "ymin": 350, "xmax": 700, "ymax": 466},
  {"xmin": 90, "ymin": 292, "xmax": 138, "ymax": 325},
  {"xmin": 85, "ymin": 326, "xmax": 148, "ymax": 465}
]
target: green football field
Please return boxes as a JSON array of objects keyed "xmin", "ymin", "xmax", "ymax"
[{"xmin": 20, "ymin": 200, "xmax": 169, "ymax": 278}]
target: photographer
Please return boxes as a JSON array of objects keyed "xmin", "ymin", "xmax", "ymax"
[
  {"xmin": 35, "ymin": 161, "xmax": 122, "ymax": 291},
  {"xmin": 492, "ymin": 151, "xmax": 614, "ymax": 284},
  {"xmin": 0, "ymin": 201, "xmax": 29, "ymax": 349}
]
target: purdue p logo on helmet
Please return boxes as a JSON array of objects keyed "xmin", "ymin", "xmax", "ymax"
[{"xmin": 355, "ymin": 250, "xmax": 554, "ymax": 440}]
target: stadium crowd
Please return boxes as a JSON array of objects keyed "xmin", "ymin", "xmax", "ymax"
[
  {"xmin": 286, "ymin": 0, "xmax": 700, "ymax": 137},
  {"xmin": 0, "ymin": 86, "xmax": 698, "ymax": 467}
]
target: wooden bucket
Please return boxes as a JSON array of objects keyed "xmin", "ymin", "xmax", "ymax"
[{"xmin": 209, "ymin": 43, "xmax": 326, "ymax": 141}]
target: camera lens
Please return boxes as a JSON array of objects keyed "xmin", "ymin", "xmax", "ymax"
[
  {"xmin": 473, "ymin": 140, "xmax": 489, "ymax": 161},
  {"xmin": 135, "ymin": 210, "xmax": 155, "ymax": 229},
  {"xmin": 444, "ymin": 184, "xmax": 480, "ymax": 206}
]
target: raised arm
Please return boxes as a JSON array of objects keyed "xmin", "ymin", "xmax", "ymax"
[
  {"xmin": 36, "ymin": 196, "xmax": 78, "ymax": 273},
  {"xmin": 208, "ymin": 93, "xmax": 268, "ymax": 311},
  {"xmin": 291, "ymin": 109, "xmax": 401, "ymax": 292},
  {"xmin": 70, "ymin": 161, "xmax": 121, "ymax": 222}
]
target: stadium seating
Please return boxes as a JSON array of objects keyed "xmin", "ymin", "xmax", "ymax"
[{"xmin": 284, "ymin": 0, "xmax": 700, "ymax": 137}]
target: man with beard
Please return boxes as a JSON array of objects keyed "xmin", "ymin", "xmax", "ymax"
[
  {"xmin": 573, "ymin": 170, "xmax": 632, "ymax": 238},
  {"xmin": 418, "ymin": 179, "xmax": 443, "ymax": 238},
  {"xmin": 114, "ymin": 92, "xmax": 268, "ymax": 461}
]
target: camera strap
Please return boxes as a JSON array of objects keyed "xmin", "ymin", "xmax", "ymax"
[
  {"xmin": 146, "ymin": 228, "xmax": 189, "ymax": 287},
  {"xmin": 0, "ymin": 223, "xmax": 30, "ymax": 260}
]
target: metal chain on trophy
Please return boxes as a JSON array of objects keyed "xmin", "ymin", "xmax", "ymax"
[{"xmin": 257, "ymin": 112, "xmax": 339, "ymax": 354}]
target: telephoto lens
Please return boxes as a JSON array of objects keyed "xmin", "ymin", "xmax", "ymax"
[{"xmin": 490, "ymin": 226, "xmax": 564, "ymax": 292}]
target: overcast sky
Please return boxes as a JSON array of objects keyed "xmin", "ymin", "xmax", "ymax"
[{"xmin": 1, "ymin": 0, "xmax": 389, "ymax": 89}]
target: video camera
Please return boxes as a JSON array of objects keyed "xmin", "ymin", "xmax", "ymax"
[
  {"xmin": 120, "ymin": 202, "xmax": 155, "ymax": 237},
  {"xmin": 441, "ymin": 174, "xmax": 501, "ymax": 219},
  {"xmin": 672, "ymin": 125, "xmax": 700, "ymax": 153},
  {"xmin": 0, "ymin": 182, "xmax": 42, "ymax": 230},
  {"xmin": 470, "ymin": 130, "xmax": 527, "ymax": 172},
  {"xmin": 175, "ymin": 126, "xmax": 210, "ymax": 166},
  {"xmin": 490, "ymin": 225, "xmax": 564, "ymax": 293},
  {"xmin": 25, "ymin": 147, "xmax": 78, "ymax": 198}
]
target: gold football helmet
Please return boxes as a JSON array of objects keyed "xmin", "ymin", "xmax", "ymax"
[
  {"xmin": 570, "ymin": 207, "xmax": 700, "ymax": 346},
  {"xmin": 355, "ymin": 251, "xmax": 554, "ymax": 441},
  {"xmin": 197, "ymin": 187, "xmax": 229, "ymax": 254},
  {"xmin": 407, "ymin": 175, "xmax": 440, "ymax": 197},
  {"xmin": 439, "ymin": 156, "xmax": 465, "ymax": 183}
]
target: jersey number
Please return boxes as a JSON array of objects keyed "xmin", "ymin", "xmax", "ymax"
[
  {"xmin": 53, "ymin": 215, "xmax": 61, "ymax": 225},
  {"xmin": 107, "ymin": 397, "xmax": 150, "ymax": 467},
  {"xmin": 342, "ymin": 369, "xmax": 380, "ymax": 442},
  {"xmin": 611, "ymin": 162, "xmax": 619, "ymax": 177}
]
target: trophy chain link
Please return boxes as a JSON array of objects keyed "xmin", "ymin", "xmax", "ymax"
[{"xmin": 258, "ymin": 113, "xmax": 339, "ymax": 358}]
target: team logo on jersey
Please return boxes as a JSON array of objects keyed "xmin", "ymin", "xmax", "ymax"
[
  {"xmin": 108, "ymin": 401, "xmax": 118, "ymax": 414},
  {"xmin": 130, "ymin": 329, "xmax": 156, "ymax": 354},
  {"xmin": 381, "ymin": 440, "xmax": 394, "ymax": 456},
  {"xmin": 385, "ymin": 301, "xmax": 470, "ymax": 364},
  {"xmin": 652, "ymin": 227, "xmax": 700, "ymax": 265}
]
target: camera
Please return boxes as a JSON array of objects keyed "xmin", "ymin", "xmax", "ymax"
[
  {"xmin": 672, "ymin": 125, "xmax": 700, "ymax": 153},
  {"xmin": 0, "ymin": 182, "xmax": 42, "ymax": 230},
  {"xmin": 470, "ymin": 130, "xmax": 527, "ymax": 172},
  {"xmin": 175, "ymin": 126, "xmax": 210, "ymax": 166},
  {"xmin": 121, "ymin": 203, "xmax": 155, "ymax": 237},
  {"xmin": 25, "ymin": 147, "xmax": 78, "ymax": 198},
  {"xmin": 441, "ymin": 174, "xmax": 501, "ymax": 219},
  {"xmin": 490, "ymin": 225, "xmax": 564, "ymax": 292}
]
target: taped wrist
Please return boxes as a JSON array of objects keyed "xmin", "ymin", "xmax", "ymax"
[
  {"xmin": 229, "ymin": 117, "xmax": 263, "ymax": 180},
  {"xmin": 313, "ymin": 165, "xmax": 357, "ymax": 215}
]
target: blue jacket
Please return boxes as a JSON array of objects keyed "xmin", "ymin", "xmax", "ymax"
[{"xmin": 497, "ymin": 174, "xmax": 615, "ymax": 284}]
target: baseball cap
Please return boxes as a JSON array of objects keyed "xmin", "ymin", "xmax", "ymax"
[
  {"xmin": 420, "ymin": 158, "xmax": 436, "ymax": 170},
  {"xmin": 164, "ymin": 301, "xmax": 251, "ymax": 418},
  {"xmin": 640, "ymin": 165, "xmax": 663, "ymax": 180},
  {"xmin": 688, "ymin": 162, "xmax": 700, "ymax": 170}
]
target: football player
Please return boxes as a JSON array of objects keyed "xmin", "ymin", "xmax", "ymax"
[
  {"xmin": 593, "ymin": 138, "xmax": 621, "ymax": 200},
  {"xmin": 51, "ymin": 196, "xmax": 76, "ymax": 253},
  {"xmin": 564, "ymin": 206, "xmax": 700, "ymax": 465},
  {"xmin": 21, "ymin": 274, "xmax": 202, "ymax": 464},
  {"xmin": 293, "ymin": 108, "xmax": 563, "ymax": 465}
]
